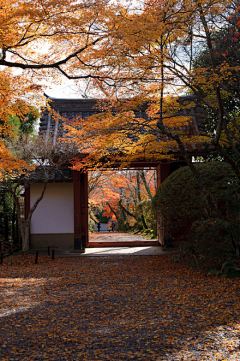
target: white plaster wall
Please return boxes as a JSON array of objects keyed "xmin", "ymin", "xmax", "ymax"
[{"xmin": 30, "ymin": 182, "xmax": 74, "ymax": 234}]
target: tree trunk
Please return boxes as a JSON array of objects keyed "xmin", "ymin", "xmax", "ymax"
[
  {"xmin": 21, "ymin": 220, "xmax": 30, "ymax": 251},
  {"xmin": 10, "ymin": 177, "xmax": 51, "ymax": 251},
  {"xmin": 17, "ymin": 217, "xmax": 29, "ymax": 251},
  {"xmin": 139, "ymin": 170, "xmax": 153, "ymax": 200},
  {"xmin": 4, "ymin": 215, "xmax": 8, "ymax": 244},
  {"xmin": 141, "ymin": 213, "xmax": 148, "ymax": 230}
]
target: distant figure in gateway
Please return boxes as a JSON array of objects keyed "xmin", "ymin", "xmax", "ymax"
[
  {"xmin": 111, "ymin": 221, "xmax": 115, "ymax": 232},
  {"xmin": 108, "ymin": 222, "xmax": 112, "ymax": 232}
]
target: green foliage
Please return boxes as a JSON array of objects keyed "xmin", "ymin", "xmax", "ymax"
[
  {"xmin": 153, "ymin": 162, "xmax": 240, "ymax": 276},
  {"xmin": 183, "ymin": 218, "xmax": 235, "ymax": 272},
  {"xmin": 89, "ymin": 218, "xmax": 95, "ymax": 233},
  {"xmin": 89, "ymin": 209, "xmax": 97, "ymax": 233},
  {"xmin": 139, "ymin": 229, "xmax": 156, "ymax": 239},
  {"xmin": 0, "ymin": 186, "xmax": 15, "ymax": 242},
  {"xmin": 209, "ymin": 259, "xmax": 240, "ymax": 278},
  {"xmin": 193, "ymin": 17, "xmax": 239, "ymax": 98},
  {"xmin": 153, "ymin": 162, "xmax": 240, "ymax": 239},
  {"xmin": 135, "ymin": 199, "xmax": 155, "ymax": 230},
  {"xmin": 11, "ymin": 105, "xmax": 39, "ymax": 136},
  {"xmin": 116, "ymin": 218, "xmax": 128, "ymax": 232},
  {"xmin": 192, "ymin": 14, "xmax": 240, "ymax": 143},
  {"xmin": 95, "ymin": 210, "xmax": 109, "ymax": 224},
  {"xmin": 0, "ymin": 102, "xmax": 39, "ymax": 139}
]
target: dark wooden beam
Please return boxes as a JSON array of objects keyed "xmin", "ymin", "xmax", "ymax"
[
  {"xmin": 73, "ymin": 171, "xmax": 89, "ymax": 250},
  {"xmin": 156, "ymin": 163, "xmax": 171, "ymax": 188}
]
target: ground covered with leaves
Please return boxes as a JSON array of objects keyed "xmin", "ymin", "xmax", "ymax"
[{"xmin": 0, "ymin": 254, "xmax": 240, "ymax": 360}]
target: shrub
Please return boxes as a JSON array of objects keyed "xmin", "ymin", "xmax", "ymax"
[
  {"xmin": 89, "ymin": 217, "xmax": 95, "ymax": 233},
  {"xmin": 184, "ymin": 218, "xmax": 234, "ymax": 271},
  {"xmin": 153, "ymin": 162, "xmax": 240, "ymax": 275},
  {"xmin": 153, "ymin": 162, "xmax": 240, "ymax": 240}
]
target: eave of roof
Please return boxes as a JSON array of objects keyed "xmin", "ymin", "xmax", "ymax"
[{"xmin": 39, "ymin": 94, "xmax": 210, "ymax": 158}]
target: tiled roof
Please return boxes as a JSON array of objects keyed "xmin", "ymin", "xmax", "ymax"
[
  {"xmin": 21, "ymin": 167, "xmax": 73, "ymax": 184},
  {"xmin": 39, "ymin": 94, "xmax": 210, "ymax": 156}
]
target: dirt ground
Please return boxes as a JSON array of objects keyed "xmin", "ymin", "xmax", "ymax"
[{"xmin": 0, "ymin": 254, "xmax": 240, "ymax": 360}]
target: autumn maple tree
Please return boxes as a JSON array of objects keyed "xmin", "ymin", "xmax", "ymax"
[
  {"xmin": 1, "ymin": 0, "xmax": 239, "ymax": 172},
  {"xmin": 89, "ymin": 169, "xmax": 156, "ymax": 232},
  {"xmin": 1, "ymin": 0, "xmax": 238, "ymax": 171},
  {"xmin": 0, "ymin": 0, "xmax": 113, "ymax": 249},
  {"xmin": 63, "ymin": 0, "xmax": 240, "ymax": 179}
]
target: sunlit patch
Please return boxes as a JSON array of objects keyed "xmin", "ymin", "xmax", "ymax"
[
  {"xmin": 166, "ymin": 324, "xmax": 240, "ymax": 360},
  {"xmin": 0, "ymin": 278, "xmax": 48, "ymax": 318},
  {"xmin": 0, "ymin": 304, "xmax": 40, "ymax": 318}
]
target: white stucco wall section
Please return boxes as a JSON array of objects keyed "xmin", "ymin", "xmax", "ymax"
[{"xmin": 30, "ymin": 182, "xmax": 74, "ymax": 234}]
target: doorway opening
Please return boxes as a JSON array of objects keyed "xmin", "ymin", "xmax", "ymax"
[
  {"xmin": 88, "ymin": 168, "xmax": 159, "ymax": 247},
  {"xmin": 73, "ymin": 161, "xmax": 184, "ymax": 250}
]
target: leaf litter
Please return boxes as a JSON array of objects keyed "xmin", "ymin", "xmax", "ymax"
[{"xmin": 0, "ymin": 254, "xmax": 240, "ymax": 360}]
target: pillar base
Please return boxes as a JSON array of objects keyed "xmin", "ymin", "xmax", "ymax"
[{"xmin": 74, "ymin": 237, "xmax": 86, "ymax": 251}]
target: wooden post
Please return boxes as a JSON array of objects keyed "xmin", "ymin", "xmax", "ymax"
[
  {"xmin": 52, "ymin": 249, "xmax": 55, "ymax": 260},
  {"xmin": 156, "ymin": 163, "xmax": 171, "ymax": 245},
  {"xmin": 156, "ymin": 163, "xmax": 171, "ymax": 188},
  {"xmin": 35, "ymin": 251, "xmax": 39, "ymax": 264},
  {"xmin": 73, "ymin": 171, "xmax": 89, "ymax": 251},
  {"xmin": 24, "ymin": 187, "xmax": 31, "ymax": 249}
]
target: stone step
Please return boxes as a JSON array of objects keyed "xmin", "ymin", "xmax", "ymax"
[{"xmin": 88, "ymin": 240, "xmax": 159, "ymax": 248}]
